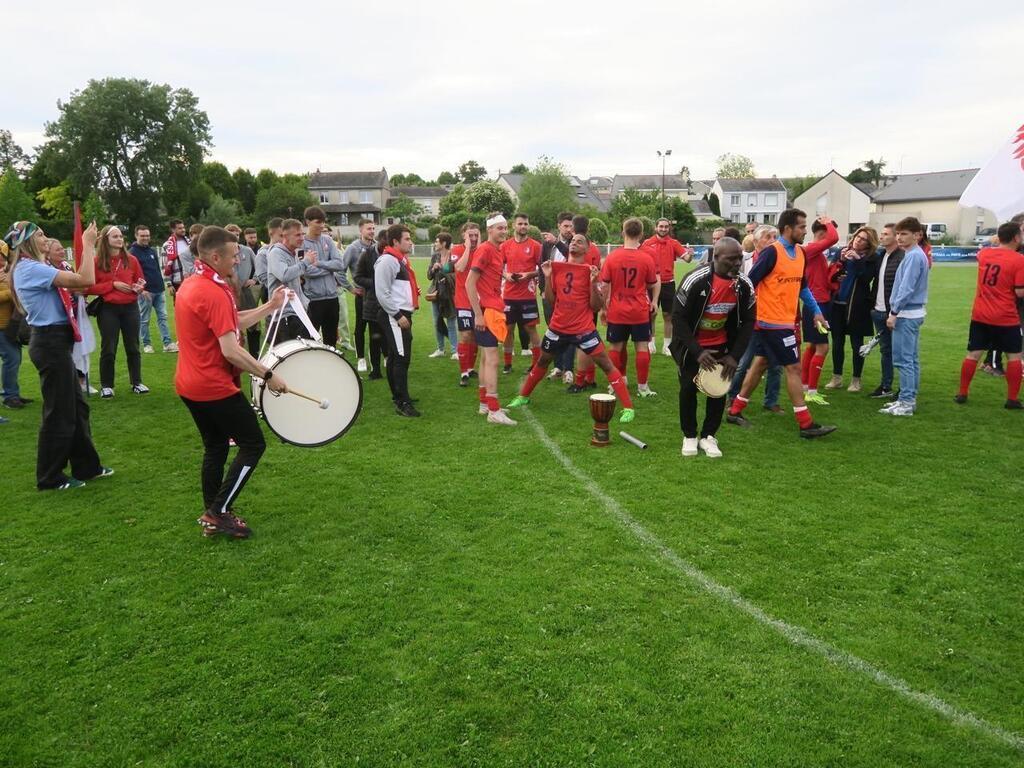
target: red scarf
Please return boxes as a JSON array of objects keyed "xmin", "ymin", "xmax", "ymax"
[
  {"xmin": 384, "ymin": 246, "xmax": 420, "ymax": 310},
  {"xmin": 194, "ymin": 260, "xmax": 239, "ymax": 341},
  {"xmin": 54, "ymin": 260, "xmax": 82, "ymax": 342}
]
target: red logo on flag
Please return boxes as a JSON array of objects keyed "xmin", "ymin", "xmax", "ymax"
[{"xmin": 1014, "ymin": 123, "xmax": 1024, "ymax": 172}]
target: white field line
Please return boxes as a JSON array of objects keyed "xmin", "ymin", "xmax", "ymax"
[{"xmin": 522, "ymin": 409, "xmax": 1024, "ymax": 753}]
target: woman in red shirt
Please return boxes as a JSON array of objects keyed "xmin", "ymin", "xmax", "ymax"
[{"xmin": 89, "ymin": 225, "xmax": 147, "ymax": 397}]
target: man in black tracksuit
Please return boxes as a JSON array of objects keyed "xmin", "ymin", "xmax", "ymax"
[
  {"xmin": 374, "ymin": 224, "xmax": 419, "ymax": 417},
  {"xmin": 669, "ymin": 237, "xmax": 755, "ymax": 458}
]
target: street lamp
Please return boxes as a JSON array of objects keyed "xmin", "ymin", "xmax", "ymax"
[{"xmin": 657, "ymin": 149, "xmax": 673, "ymax": 218}]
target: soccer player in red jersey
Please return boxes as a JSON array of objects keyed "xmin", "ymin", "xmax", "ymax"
[
  {"xmin": 467, "ymin": 213, "xmax": 517, "ymax": 425},
  {"xmin": 506, "ymin": 234, "xmax": 635, "ymax": 422},
  {"xmin": 599, "ymin": 217, "xmax": 660, "ymax": 397},
  {"xmin": 797, "ymin": 216, "xmax": 838, "ymax": 402},
  {"xmin": 500, "ymin": 213, "xmax": 543, "ymax": 374},
  {"xmin": 452, "ymin": 222, "xmax": 480, "ymax": 386},
  {"xmin": 642, "ymin": 218, "xmax": 692, "ymax": 356},
  {"xmin": 569, "ymin": 214, "xmax": 604, "ymax": 391},
  {"xmin": 955, "ymin": 221, "xmax": 1024, "ymax": 408}
]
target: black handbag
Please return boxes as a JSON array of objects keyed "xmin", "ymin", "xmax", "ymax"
[
  {"xmin": 85, "ymin": 297, "xmax": 103, "ymax": 317},
  {"xmin": 4, "ymin": 308, "xmax": 30, "ymax": 346}
]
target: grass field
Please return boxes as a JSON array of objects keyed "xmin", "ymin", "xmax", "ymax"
[{"xmin": 2, "ymin": 262, "xmax": 1022, "ymax": 767}]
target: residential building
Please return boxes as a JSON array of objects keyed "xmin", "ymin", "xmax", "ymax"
[
  {"xmin": 307, "ymin": 169, "xmax": 390, "ymax": 237},
  {"xmin": 386, "ymin": 186, "xmax": 449, "ymax": 222},
  {"xmin": 687, "ymin": 198, "xmax": 720, "ymax": 222},
  {"xmin": 793, "ymin": 170, "xmax": 875, "ymax": 241},
  {"xmin": 869, "ymin": 168, "xmax": 996, "ymax": 244},
  {"xmin": 497, "ymin": 173, "xmax": 610, "ymax": 213},
  {"xmin": 711, "ymin": 178, "xmax": 787, "ymax": 225},
  {"xmin": 611, "ymin": 174, "xmax": 691, "ymax": 202}
]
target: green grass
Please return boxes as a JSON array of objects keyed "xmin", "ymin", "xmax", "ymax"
[{"xmin": 1, "ymin": 263, "xmax": 1022, "ymax": 767}]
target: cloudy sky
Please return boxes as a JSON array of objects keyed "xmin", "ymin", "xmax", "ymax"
[{"xmin": 8, "ymin": 0, "xmax": 1022, "ymax": 181}]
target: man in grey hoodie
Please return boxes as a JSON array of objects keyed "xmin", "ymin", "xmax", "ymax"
[
  {"xmin": 267, "ymin": 218, "xmax": 316, "ymax": 343},
  {"xmin": 301, "ymin": 206, "xmax": 346, "ymax": 347}
]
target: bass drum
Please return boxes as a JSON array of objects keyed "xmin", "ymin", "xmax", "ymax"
[{"xmin": 250, "ymin": 338, "xmax": 362, "ymax": 447}]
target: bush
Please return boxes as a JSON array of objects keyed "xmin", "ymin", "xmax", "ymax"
[
  {"xmin": 638, "ymin": 216, "xmax": 655, "ymax": 239},
  {"xmin": 428, "ymin": 224, "xmax": 443, "ymax": 242},
  {"xmin": 526, "ymin": 225, "xmax": 544, "ymax": 242},
  {"xmin": 587, "ymin": 218, "xmax": 609, "ymax": 244}
]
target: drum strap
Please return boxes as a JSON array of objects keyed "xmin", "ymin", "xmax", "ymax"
[{"xmin": 258, "ymin": 294, "xmax": 322, "ymax": 359}]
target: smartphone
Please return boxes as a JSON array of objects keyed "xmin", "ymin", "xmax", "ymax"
[{"xmin": 296, "ymin": 248, "xmax": 306, "ymax": 259}]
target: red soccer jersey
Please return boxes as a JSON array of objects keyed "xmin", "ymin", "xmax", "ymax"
[
  {"xmin": 501, "ymin": 237, "xmax": 542, "ymax": 300},
  {"xmin": 452, "ymin": 244, "xmax": 475, "ymax": 309},
  {"xmin": 174, "ymin": 274, "xmax": 241, "ymax": 402},
  {"xmin": 972, "ymin": 247, "xmax": 1024, "ymax": 326},
  {"xmin": 585, "ymin": 243, "xmax": 602, "ymax": 268},
  {"xmin": 549, "ymin": 262, "xmax": 596, "ymax": 335},
  {"xmin": 642, "ymin": 235, "xmax": 686, "ymax": 282},
  {"xmin": 695, "ymin": 273, "xmax": 738, "ymax": 347},
  {"xmin": 470, "ymin": 240, "xmax": 505, "ymax": 311},
  {"xmin": 600, "ymin": 247, "xmax": 658, "ymax": 324}
]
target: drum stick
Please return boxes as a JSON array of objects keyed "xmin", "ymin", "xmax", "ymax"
[
  {"xmin": 619, "ymin": 431, "xmax": 647, "ymax": 450},
  {"xmin": 288, "ymin": 388, "xmax": 330, "ymax": 409}
]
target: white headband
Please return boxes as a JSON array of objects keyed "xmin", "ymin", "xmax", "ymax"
[{"xmin": 486, "ymin": 214, "xmax": 507, "ymax": 228}]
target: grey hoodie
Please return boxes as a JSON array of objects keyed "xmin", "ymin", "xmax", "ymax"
[
  {"xmin": 301, "ymin": 233, "xmax": 345, "ymax": 301},
  {"xmin": 267, "ymin": 242, "xmax": 310, "ymax": 315}
]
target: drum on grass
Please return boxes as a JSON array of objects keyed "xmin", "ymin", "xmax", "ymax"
[
  {"xmin": 250, "ymin": 339, "xmax": 362, "ymax": 446},
  {"xmin": 589, "ymin": 393, "xmax": 617, "ymax": 447},
  {"xmin": 694, "ymin": 363, "xmax": 730, "ymax": 398}
]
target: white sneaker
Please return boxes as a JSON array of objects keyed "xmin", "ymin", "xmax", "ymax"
[
  {"xmin": 357, "ymin": 358, "xmax": 367, "ymax": 373},
  {"xmin": 662, "ymin": 343, "xmax": 672, "ymax": 357},
  {"xmin": 487, "ymin": 409, "xmax": 518, "ymax": 426},
  {"xmin": 825, "ymin": 375, "xmax": 843, "ymax": 390},
  {"xmin": 478, "ymin": 403, "xmax": 488, "ymax": 415},
  {"xmin": 681, "ymin": 437, "xmax": 699, "ymax": 456},
  {"xmin": 142, "ymin": 344, "xmax": 154, "ymax": 354},
  {"xmin": 88, "ymin": 385, "xmax": 99, "ymax": 395},
  {"xmin": 548, "ymin": 367, "xmax": 562, "ymax": 380},
  {"xmin": 100, "ymin": 387, "xmax": 114, "ymax": 399},
  {"xmin": 638, "ymin": 385, "xmax": 657, "ymax": 398},
  {"xmin": 847, "ymin": 378, "xmax": 862, "ymax": 393},
  {"xmin": 428, "ymin": 349, "xmax": 445, "ymax": 358},
  {"xmin": 520, "ymin": 349, "xmax": 532, "ymax": 356},
  {"xmin": 451, "ymin": 352, "xmax": 459, "ymax": 360},
  {"xmin": 878, "ymin": 401, "xmax": 900, "ymax": 413},
  {"xmin": 563, "ymin": 371, "xmax": 574, "ymax": 385},
  {"xmin": 163, "ymin": 342, "xmax": 178, "ymax": 353},
  {"xmin": 699, "ymin": 435, "xmax": 722, "ymax": 458},
  {"xmin": 648, "ymin": 340, "xmax": 656, "ymax": 354},
  {"xmin": 132, "ymin": 383, "xmax": 150, "ymax": 394},
  {"xmin": 886, "ymin": 402, "xmax": 914, "ymax": 416}
]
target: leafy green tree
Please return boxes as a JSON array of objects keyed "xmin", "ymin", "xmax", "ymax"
[
  {"xmin": 847, "ymin": 158, "xmax": 887, "ymax": 186},
  {"xmin": 610, "ymin": 188, "xmax": 696, "ymax": 231},
  {"xmin": 232, "ymin": 168, "xmax": 258, "ymax": 213},
  {"xmin": 384, "ymin": 194, "xmax": 425, "ymax": 223},
  {"xmin": 457, "ymin": 160, "xmax": 487, "ymax": 184},
  {"xmin": 463, "ymin": 180, "xmax": 514, "ymax": 218},
  {"xmin": 201, "ymin": 162, "xmax": 237, "ymax": 200},
  {"xmin": 0, "ymin": 130, "xmax": 31, "ymax": 176},
  {"xmin": 254, "ymin": 182, "xmax": 315, "ymax": 225},
  {"xmin": 707, "ymin": 192, "xmax": 721, "ymax": 216},
  {"xmin": 716, "ymin": 153, "xmax": 756, "ymax": 179},
  {"xmin": 180, "ymin": 181, "xmax": 214, "ymax": 221},
  {"xmin": 508, "ymin": 163, "xmax": 529, "ymax": 174},
  {"xmin": 0, "ymin": 168, "xmax": 37, "ymax": 225},
  {"xmin": 783, "ymin": 174, "xmax": 819, "ymax": 203},
  {"xmin": 36, "ymin": 181, "xmax": 74, "ymax": 221},
  {"xmin": 81, "ymin": 191, "xmax": 107, "ymax": 226},
  {"xmin": 390, "ymin": 173, "xmax": 429, "ymax": 186},
  {"xmin": 587, "ymin": 217, "xmax": 609, "ymax": 244},
  {"xmin": 256, "ymin": 169, "xmax": 280, "ymax": 191},
  {"xmin": 281, "ymin": 173, "xmax": 308, "ymax": 187},
  {"xmin": 42, "ymin": 77, "xmax": 211, "ymax": 228},
  {"xmin": 200, "ymin": 194, "xmax": 244, "ymax": 226},
  {"xmin": 438, "ymin": 184, "xmax": 466, "ymax": 218},
  {"xmin": 517, "ymin": 157, "xmax": 575, "ymax": 231},
  {"xmin": 436, "ymin": 170, "xmax": 458, "ymax": 185},
  {"xmin": 25, "ymin": 145, "xmax": 64, "ymax": 215}
]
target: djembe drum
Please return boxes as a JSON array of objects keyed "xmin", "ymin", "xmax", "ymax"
[{"xmin": 589, "ymin": 393, "xmax": 617, "ymax": 446}]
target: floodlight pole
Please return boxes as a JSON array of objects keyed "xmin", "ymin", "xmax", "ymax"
[{"xmin": 657, "ymin": 149, "xmax": 672, "ymax": 218}]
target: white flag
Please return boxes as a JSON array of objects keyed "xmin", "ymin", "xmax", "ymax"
[{"xmin": 959, "ymin": 123, "xmax": 1024, "ymax": 221}]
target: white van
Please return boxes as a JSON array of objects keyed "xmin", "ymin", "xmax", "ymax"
[{"xmin": 923, "ymin": 222, "xmax": 947, "ymax": 241}]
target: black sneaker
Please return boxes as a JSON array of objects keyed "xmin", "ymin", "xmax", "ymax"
[
  {"xmin": 395, "ymin": 401, "xmax": 421, "ymax": 417},
  {"xmin": 467, "ymin": 369, "xmax": 478, "ymax": 378},
  {"xmin": 566, "ymin": 383, "xmax": 586, "ymax": 394},
  {"xmin": 459, "ymin": 373, "xmax": 469, "ymax": 387},
  {"xmin": 726, "ymin": 413, "xmax": 752, "ymax": 428},
  {"xmin": 868, "ymin": 386, "xmax": 894, "ymax": 399},
  {"xmin": 2, "ymin": 397, "xmax": 26, "ymax": 409},
  {"xmin": 502, "ymin": 364, "xmax": 513, "ymax": 374},
  {"xmin": 1005, "ymin": 399, "xmax": 1023, "ymax": 410},
  {"xmin": 953, "ymin": 394, "xmax": 967, "ymax": 404},
  {"xmin": 800, "ymin": 422, "xmax": 837, "ymax": 439},
  {"xmin": 368, "ymin": 371, "xmax": 383, "ymax": 380}
]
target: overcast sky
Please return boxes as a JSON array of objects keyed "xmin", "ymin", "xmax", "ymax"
[{"xmin": 8, "ymin": 0, "xmax": 1022, "ymax": 182}]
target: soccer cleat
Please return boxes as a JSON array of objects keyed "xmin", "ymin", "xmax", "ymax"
[
  {"xmin": 91, "ymin": 467, "xmax": 115, "ymax": 479},
  {"xmin": 197, "ymin": 511, "xmax": 251, "ymax": 539},
  {"xmin": 763, "ymin": 404, "xmax": 783, "ymax": 414},
  {"xmin": 824, "ymin": 375, "xmax": 843, "ymax": 390},
  {"xmin": 698, "ymin": 435, "xmax": 722, "ymax": 458},
  {"xmin": 800, "ymin": 422, "xmax": 837, "ymax": 438},
  {"xmin": 548, "ymin": 367, "xmax": 562, "ymax": 380},
  {"xmin": 357, "ymin": 358, "xmax": 367, "ymax": 373},
  {"xmin": 566, "ymin": 383, "xmax": 586, "ymax": 394},
  {"xmin": 143, "ymin": 344, "xmax": 155, "ymax": 354},
  {"xmin": 450, "ymin": 352, "xmax": 459, "ymax": 360},
  {"xmin": 467, "ymin": 369, "xmax": 478, "ymax": 378},
  {"xmin": 804, "ymin": 392, "xmax": 829, "ymax": 405},
  {"xmin": 886, "ymin": 402, "xmax": 914, "ymax": 417},
  {"xmin": 502, "ymin": 364, "xmax": 513, "ymax": 374},
  {"xmin": 55, "ymin": 478, "xmax": 86, "ymax": 490},
  {"xmin": 132, "ymin": 383, "xmax": 150, "ymax": 394},
  {"xmin": 619, "ymin": 408, "xmax": 635, "ymax": 424},
  {"xmin": 506, "ymin": 395, "xmax": 530, "ymax": 409},
  {"xmin": 1005, "ymin": 399, "xmax": 1023, "ymax": 410},
  {"xmin": 726, "ymin": 413, "xmax": 752, "ymax": 428},
  {"xmin": 563, "ymin": 371, "xmax": 574, "ymax": 385},
  {"xmin": 661, "ymin": 343, "xmax": 672, "ymax": 357},
  {"xmin": 459, "ymin": 373, "xmax": 470, "ymax": 387},
  {"xmin": 164, "ymin": 342, "xmax": 179, "ymax": 352},
  {"xmin": 395, "ymin": 401, "xmax": 421, "ymax": 417},
  {"xmin": 868, "ymin": 386, "xmax": 894, "ymax": 398},
  {"xmin": 428, "ymin": 349, "xmax": 445, "ymax": 358},
  {"xmin": 953, "ymin": 394, "xmax": 967, "ymax": 404},
  {"xmin": 847, "ymin": 378, "xmax": 862, "ymax": 393},
  {"xmin": 100, "ymin": 388, "xmax": 114, "ymax": 399},
  {"xmin": 681, "ymin": 437, "xmax": 699, "ymax": 457},
  {"xmin": 637, "ymin": 386, "xmax": 657, "ymax": 398},
  {"xmin": 520, "ymin": 349, "xmax": 533, "ymax": 357},
  {"xmin": 487, "ymin": 409, "xmax": 518, "ymax": 426}
]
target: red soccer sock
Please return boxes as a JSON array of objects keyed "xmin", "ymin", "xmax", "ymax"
[
  {"xmin": 521, "ymin": 364, "xmax": 547, "ymax": 396},
  {"xmin": 478, "ymin": 385, "xmax": 487, "ymax": 404},
  {"xmin": 468, "ymin": 343, "xmax": 478, "ymax": 371},
  {"xmin": 793, "ymin": 405, "xmax": 813, "ymax": 429},
  {"xmin": 621, "ymin": 348, "xmax": 630, "ymax": 374},
  {"xmin": 635, "ymin": 350, "xmax": 651, "ymax": 387},
  {"xmin": 607, "ymin": 349, "xmax": 624, "ymax": 374},
  {"xmin": 1006, "ymin": 359, "xmax": 1022, "ymax": 400},
  {"xmin": 808, "ymin": 354, "xmax": 826, "ymax": 391},
  {"xmin": 801, "ymin": 345, "xmax": 814, "ymax": 385},
  {"xmin": 607, "ymin": 370, "xmax": 633, "ymax": 409},
  {"xmin": 531, "ymin": 346, "xmax": 542, "ymax": 366},
  {"xmin": 958, "ymin": 358, "xmax": 978, "ymax": 396},
  {"xmin": 457, "ymin": 342, "xmax": 471, "ymax": 374},
  {"xmin": 729, "ymin": 395, "xmax": 749, "ymax": 416},
  {"xmin": 486, "ymin": 393, "xmax": 500, "ymax": 412},
  {"xmin": 504, "ymin": 350, "xmax": 513, "ymax": 367}
]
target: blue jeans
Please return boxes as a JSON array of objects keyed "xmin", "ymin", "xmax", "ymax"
[
  {"xmin": 892, "ymin": 316, "xmax": 923, "ymax": 405},
  {"xmin": 431, "ymin": 302, "xmax": 457, "ymax": 352},
  {"xmin": 729, "ymin": 342, "xmax": 781, "ymax": 407},
  {"xmin": 0, "ymin": 331, "xmax": 22, "ymax": 400},
  {"xmin": 139, "ymin": 291, "xmax": 172, "ymax": 347},
  {"xmin": 870, "ymin": 309, "xmax": 894, "ymax": 390}
]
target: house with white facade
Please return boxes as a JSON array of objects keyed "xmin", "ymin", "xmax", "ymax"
[
  {"xmin": 307, "ymin": 169, "xmax": 390, "ymax": 237},
  {"xmin": 711, "ymin": 178, "xmax": 787, "ymax": 225},
  {"xmin": 793, "ymin": 170, "xmax": 876, "ymax": 241}
]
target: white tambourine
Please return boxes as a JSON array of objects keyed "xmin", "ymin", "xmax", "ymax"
[{"xmin": 694, "ymin": 363, "xmax": 731, "ymax": 398}]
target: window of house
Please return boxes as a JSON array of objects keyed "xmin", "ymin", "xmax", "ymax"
[
  {"xmin": 764, "ymin": 193, "xmax": 778, "ymax": 207},
  {"xmin": 730, "ymin": 194, "xmax": 741, "ymax": 206},
  {"xmin": 422, "ymin": 202, "xmax": 433, "ymax": 213},
  {"xmin": 747, "ymin": 194, "xmax": 758, "ymax": 206},
  {"xmin": 359, "ymin": 191, "xmax": 373, "ymax": 204},
  {"xmin": 340, "ymin": 213, "xmax": 349, "ymax": 226},
  {"xmin": 746, "ymin": 214, "xmax": 757, "ymax": 223},
  {"xmin": 763, "ymin": 213, "xmax": 774, "ymax": 224},
  {"xmin": 319, "ymin": 192, "xmax": 329, "ymax": 204}
]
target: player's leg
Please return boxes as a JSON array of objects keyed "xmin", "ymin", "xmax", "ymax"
[
  {"xmin": 957, "ymin": 322, "xmax": 990, "ymax": 402},
  {"xmin": 679, "ymin": 362, "xmax": 700, "ymax": 456},
  {"xmin": 508, "ymin": 334, "xmax": 557, "ymax": 406},
  {"xmin": 1005, "ymin": 350, "xmax": 1023, "ymax": 406},
  {"xmin": 728, "ymin": 354, "xmax": 767, "ymax": 426},
  {"xmin": 526, "ymin": 323, "xmax": 542, "ymax": 367},
  {"xmin": 592, "ymin": 347, "xmax": 634, "ymax": 421},
  {"xmin": 634, "ymin": 325, "xmax": 654, "ymax": 396},
  {"xmin": 502, "ymin": 303, "xmax": 517, "ymax": 373}
]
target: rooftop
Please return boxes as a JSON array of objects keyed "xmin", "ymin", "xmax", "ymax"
[
  {"xmin": 715, "ymin": 177, "xmax": 787, "ymax": 193},
  {"xmin": 871, "ymin": 168, "xmax": 980, "ymax": 203},
  {"xmin": 309, "ymin": 170, "xmax": 389, "ymax": 189}
]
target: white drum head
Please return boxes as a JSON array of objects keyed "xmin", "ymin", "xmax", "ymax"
[
  {"xmin": 253, "ymin": 342, "xmax": 362, "ymax": 446},
  {"xmin": 694, "ymin": 364, "xmax": 730, "ymax": 398}
]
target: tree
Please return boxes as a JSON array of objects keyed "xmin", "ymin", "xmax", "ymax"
[
  {"xmin": 436, "ymin": 170, "xmax": 458, "ymax": 186},
  {"xmin": 390, "ymin": 172, "xmax": 429, "ymax": 187},
  {"xmin": 847, "ymin": 158, "xmax": 887, "ymax": 187},
  {"xmin": 36, "ymin": 181, "xmax": 74, "ymax": 220},
  {"xmin": 783, "ymin": 174, "xmax": 819, "ymax": 204},
  {"xmin": 81, "ymin": 191, "xmax": 108, "ymax": 226},
  {"xmin": 463, "ymin": 180, "xmax": 515, "ymax": 218},
  {"xmin": 716, "ymin": 153, "xmax": 756, "ymax": 179},
  {"xmin": 254, "ymin": 182, "xmax": 315, "ymax": 225},
  {"xmin": 457, "ymin": 160, "xmax": 487, "ymax": 184},
  {"xmin": 438, "ymin": 184, "xmax": 466, "ymax": 218},
  {"xmin": 200, "ymin": 194, "xmax": 244, "ymax": 226},
  {"xmin": 587, "ymin": 217, "xmax": 609, "ymax": 244},
  {"xmin": 707, "ymin": 192, "xmax": 721, "ymax": 217},
  {"xmin": 255, "ymin": 169, "xmax": 280, "ymax": 191},
  {"xmin": 609, "ymin": 188, "xmax": 696, "ymax": 231},
  {"xmin": 508, "ymin": 163, "xmax": 529, "ymax": 175},
  {"xmin": 517, "ymin": 157, "xmax": 575, "ymax": 231},
  {"xmin": 384, "ymin": 193, "xmax": 424, "ymax": 223},
  {"xmin": 42, "ymin": 78, "xmax": 211, "ymax": 228},
  {"xmin": 232, "ymin": 167, "xmax": 258, "ymax": 213},
  {"xmin": 180, "ymin": 180, "xmax": 214, "ymax": 221},
  {"xmin": 201, "ymin": 161, "xmax": 237, "ymax": 201},
  {"xmin": 0, "ymin": 130, "xmax": 31, "ymax": 176},
  {"xmin": 0, "ymin": 168, "xmax": 37, "ymax": 225}
]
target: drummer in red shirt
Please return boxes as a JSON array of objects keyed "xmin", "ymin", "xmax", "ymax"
[{"xmin": 174, "ymin": 226, "xmax": 290, "ymax": 539}]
